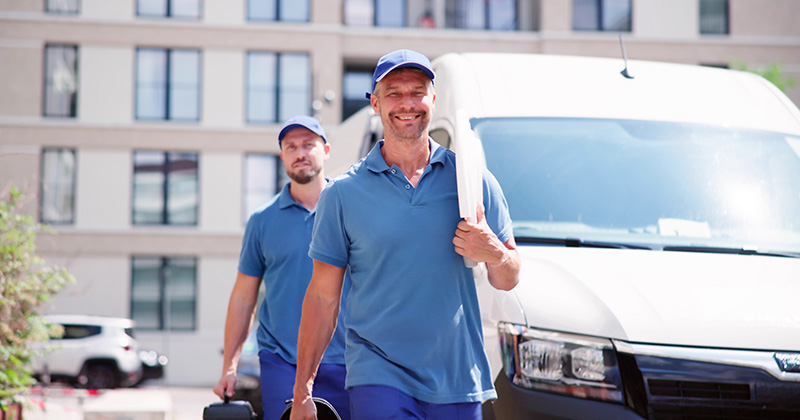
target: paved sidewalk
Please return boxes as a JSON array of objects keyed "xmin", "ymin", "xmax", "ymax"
[{"xmin": 23, "ymin": 386, "xmax": 214, "ymax": 420}]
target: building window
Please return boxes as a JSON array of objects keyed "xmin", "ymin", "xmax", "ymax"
[
  {"xmin": 131, "ymin": 256, "xmax": 197, "ymax": 331},
  {"xmin": 375, "ymin": 0, "xmax": 407, "ymax": 27},
  {"xmin": 572, "ymin": 0, "xmax": 631, "ymax": 32},
  {"xmin": 344, "ymin": 0, "xmax": 408, "ymax": 27},
  {"xmin": 342, "ymin": 69, "xmax": 372, "ymax": 120},
  {"xmin": 40, "ymin": 148, "xmax": 76, "ymax": 225},
  {"xmin": 46, "ymin": 0, "xmax": 80, "ymax": 13},
  {"xmin": 243, "ymin": 154, "xmax": 288, "ymax": 222},
  {"xmin": 446, "ymin": 0, "xmax": 517, "ymax": 30},
  {"xmin": 136, "ymin": 48, "xmax": 201, "ymax": 121},
  {"xmin": 133, "ymin": 151, "xmax": 198, "ymax": 225},
  {"xmin": 346, "ymin": 0, "xmax": 406, "ymax": 26},
  {"xmin": 246, "ymin": 52, "xmax": 311, "ymax": 124},
  {"xmin": 44, "ymin": 44, "xmax": 78, "ymax": 118},
  {"xmin": 700, "ymin": 0, "xmax": 729, "ymax": 35},
  {"xmin": 248, "ymin": 0, "xmax": 309, "ymax": 21},
  {"xmin": 137, "ymin": 0, "xmax": 202, "ymax": 18}
]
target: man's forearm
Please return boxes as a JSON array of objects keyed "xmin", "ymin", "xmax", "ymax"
[
  {"xmin": 487, "ymin": 240, "xmax": 521, "ymax": 291},
  {"xmin": 221, "ymin": 273, "xmax": 260, "ymax": 375},
  {"xmin": 293, "ymin": 261, "xmax": 345, "ymax": 400},
  {"xmin": 293, "ymin": 291, "xmax": 339, "ymax": 398}
]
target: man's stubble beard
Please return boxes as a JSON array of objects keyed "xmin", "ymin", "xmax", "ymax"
[{"xmin": 286, "ymin": 161, "xmax": 322, "ymax": 185}]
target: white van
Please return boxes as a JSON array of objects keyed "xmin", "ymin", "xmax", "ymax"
[{"xmin": 340, "ymin": 52, "xmax": 800, "ymax": 419}]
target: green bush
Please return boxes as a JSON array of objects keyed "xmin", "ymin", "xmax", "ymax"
[
  {"xmin": 0, "ymin": 187, "xmax": 74, "ymax": 409},
  {"xmin": 730, "ymin": 60, "xmax": 797, "ymax": 94}
]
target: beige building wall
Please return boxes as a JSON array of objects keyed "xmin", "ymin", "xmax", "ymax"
[
  {"xmin": 0, "ymin": 40, "xmax": 42, "ymax": 117},
  {"xmin": 202, "ymin": 49, "xmax": 245, "ymax": 128},
  {"xmin": 75, "ymin": 149, "xmax": 131, "ymax": 229},
  {"xmin": 199, "ymin": 152, "xmax": 243, "ymax": 232},
  {"xmin": 634, "ymin": 0, "xmax": 696, "ymax": 39},
  {"xmin": 79, "ymin": 46, "xmax": 133, "ymax": 124}
]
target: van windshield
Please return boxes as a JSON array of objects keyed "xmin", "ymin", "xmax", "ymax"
[{"xmin": 475, "ymin": 117, "xmax": 800, "ymax": 254}]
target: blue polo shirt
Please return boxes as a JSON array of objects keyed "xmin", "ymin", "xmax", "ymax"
[
  {"xmin": 239, "ymin": 183, "xmax": 348, "ymax": 365},
  {"xmin": 309, "ymin": 139, "xmax": 512, "ymax": 404}
]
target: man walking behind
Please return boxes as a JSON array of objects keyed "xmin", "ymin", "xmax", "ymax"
[
  {"xmin": 214, "ymin": 116, "xmax": 350, "ymax": 420},
  {"xmin": 291, "ymin": 50, "xmax": 521, "ymax": 420}
]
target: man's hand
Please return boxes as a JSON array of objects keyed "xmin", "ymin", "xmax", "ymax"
[
  {"xmin": 453, "ymin": 204, "xmax": 508, "ymax": 265},
  {"xmin": 454, "ymin": 204, "xmax": 521, "ymax": 291},
  {"xmin": 289, "ymin": 395, "xmax": 318, "ymax": 420},
  {"xmin": 213, "ymin": 371, "xmax": 236, "ymax": 400}
]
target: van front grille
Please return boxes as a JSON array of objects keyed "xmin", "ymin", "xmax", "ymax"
[
  {"xmin": 647, "ymin": 379, "xmax": 750, "ymax": 400},
  {"xmin": 650, "ymin": 405, "xmax": 800, "ymax": 420}
]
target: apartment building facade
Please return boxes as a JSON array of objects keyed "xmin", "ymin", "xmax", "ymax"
[{"xmin": 1, "ymin": 0, "xmax": 798, "ymax": 386}]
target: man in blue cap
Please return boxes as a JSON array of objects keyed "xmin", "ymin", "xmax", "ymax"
[
  {"xmin": 291, "ymin": 50, "xmax": 521, "ymax": 420},
  {"xmin": 214, "ymin": 115, "xmax": 351, "ymax": 420}
]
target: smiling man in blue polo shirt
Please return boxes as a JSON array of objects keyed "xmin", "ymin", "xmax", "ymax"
[
  {"xmin": 290, "ymin": 50, "xmax": 521, "ymax": 420},
  {"xmin": 214, "ymin": 116, "xmax": 350, "ymax": 420}
]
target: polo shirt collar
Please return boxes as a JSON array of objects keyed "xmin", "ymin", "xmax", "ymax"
[
  {"xmin": 366, "ymin": 138, "xmax": 447, "ymax": 174},
  {"xmin": 277, "ymin": 182, "xmax": 298, "ymax": 210},
  {"xmin": 277, "ymin": 180, "xmax": 330, "ymax": 215}
]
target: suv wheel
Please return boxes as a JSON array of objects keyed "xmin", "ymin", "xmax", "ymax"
[{"xmin": 81, "ymin": 362, "xmax": 120, "ymax": 389}]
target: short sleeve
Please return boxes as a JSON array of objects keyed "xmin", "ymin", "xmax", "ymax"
[
  {"xmin": 309, "ymin": 182, "xmax": 350, "ymax": 267},
  {"xmin": 482, "ymin": 167, "xmax": 513, "ymax": 244},
  {"xmin": 238, "ymin": 213, "xmax": 266, "ymax": 277}
]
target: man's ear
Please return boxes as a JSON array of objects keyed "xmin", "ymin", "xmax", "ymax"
[
  {"xmin": 323, "ymin": 143, "xmax": 331, "ymax": 161},
  {"xmin": 370, "ymin": 94, "xmax": 379, "ymax": 113}
]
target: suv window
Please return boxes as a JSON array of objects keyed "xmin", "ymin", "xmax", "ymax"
[{"xmin": 58, "ymin": 324, "xmax": 102, "ymax": 340}]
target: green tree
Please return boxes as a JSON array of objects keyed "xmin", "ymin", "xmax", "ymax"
[
  {"xmin": 730, "ymin": 60, "xmax": 797, "ymax": 94},
  {"xmin": 0, "ymin": 187, "xmax": 74, "ymax": 409}
]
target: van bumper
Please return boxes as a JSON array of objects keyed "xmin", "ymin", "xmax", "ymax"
[{"xmin": 486, "ymin": 373, "xmax": 645, "ymax": 420}]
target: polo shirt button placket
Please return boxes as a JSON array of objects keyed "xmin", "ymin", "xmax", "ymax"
[{"xmin": 405, "ymin": 184, "xmax": 411, "ymax": 190}]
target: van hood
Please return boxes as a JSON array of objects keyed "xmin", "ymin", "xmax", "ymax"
[{"xmin": 513, "ymin": 246, "xmax": 800, "ymax": 351}]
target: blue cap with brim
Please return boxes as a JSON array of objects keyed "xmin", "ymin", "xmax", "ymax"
[
  {"xmin": 278, "ymin": 115, "xmax": 327, "ymax": 145},
  {"xmin": 366, "ymin": 49, "xmax": 435, "ymax": 99}
]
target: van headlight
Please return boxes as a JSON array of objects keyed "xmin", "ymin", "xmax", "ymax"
[{"xmin": 499, "ymin": 322, "xmax": 624, "ymax": 403}]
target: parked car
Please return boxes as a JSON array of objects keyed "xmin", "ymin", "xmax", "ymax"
[
  {"xmin": 32, "ymin": 314, "xmax": 143, "ymax": 389},
  {"xmin": 339, "ymin": 52, "xmax": 800, "ymax": 419}
]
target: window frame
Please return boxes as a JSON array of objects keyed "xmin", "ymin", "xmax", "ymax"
[
  {"xmin": 46, "ymin": 0, "xmax": 80, "ymax": 14},
  {"xmin": 39, "ymin": 147, "xmax": 77, "ymax": 225},
  {"xmin": 136, "ymin": 0, "xmax": 203, "ymax": 19},
  {"xmin": 699, "ymin": 0, "xmax": 729, "ymax": 35},
  {"xmin": 43, "ymin": 44, "xmax": 79, "ymax": 118},
  {"xmin": 132, "ymin": 150, "xmax": 199, "ymax": 226},
  {"xmin": 130, "ymin": 256, "xmax": 197, "ymax": 331},
  {"xmin": 135, "ymin": 47, "xmax": 202, "ymax": 122},
  {"xmin": 572, "ymin": 0, "xmax": 632, "ymax": 32},
  {"xmin": 245, "ymin": 51, "xmax": 312, "ymax": 124},
  {"xmin": 246, "ymin": 0, "xmax": 310, "ymax": 22},
  {"xmin": 242, "ymin": 153, "xmax": 287, "ymax": 223},
  {"xmin": 445, "ymin": 0, "xmax": 519, "ymax": 30}
]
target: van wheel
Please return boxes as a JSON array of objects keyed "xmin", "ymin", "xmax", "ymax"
[{"xmin": 81, "ymin": 363, "xmax": 120, "ymax": 389}]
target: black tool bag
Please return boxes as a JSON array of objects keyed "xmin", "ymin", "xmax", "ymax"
[
  {"xmin": 279, "ymin": 397, "xmax": 341, "ymax": 420},
  {"xmin": 203, "ymin": 396, "xmax": 258, "ymax": 420}
]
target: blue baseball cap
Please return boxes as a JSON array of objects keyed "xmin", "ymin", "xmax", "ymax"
[
  {"xmin": 278, "ymin": 115, "xmax": 327, "ymax": 145},
  {"xmin": 366, "ymin": 49, "xmax": 435, "ymax": 99}
]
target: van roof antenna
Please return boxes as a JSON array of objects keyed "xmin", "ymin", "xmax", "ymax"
[{"xmin": 619, "ymin": 34, "xmax": 634, "ymax": 79}]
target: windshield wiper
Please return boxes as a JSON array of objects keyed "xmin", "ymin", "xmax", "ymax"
[
  {"xmin": 662, "ymin": 245, "xmax": 800, "ymax": 258},
  {"xmin": 516, "ymin": 236, "xmax": 652, "ymax": 250}
]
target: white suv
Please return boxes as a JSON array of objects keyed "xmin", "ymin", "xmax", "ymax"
[{"xmin": 32, "ymin": 314, "xmax": 143, "ymax": 389}]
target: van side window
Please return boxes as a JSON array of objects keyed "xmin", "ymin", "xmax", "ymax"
[{"xmin": 430, "ymin": 128, "xmax": 451, "ymax": 149}]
